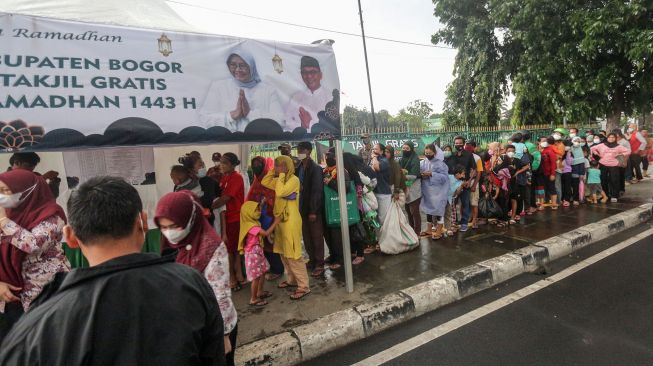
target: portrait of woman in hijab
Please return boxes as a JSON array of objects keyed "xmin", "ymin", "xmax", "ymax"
[{"xmin": 199, "ymin": 49, "xmax": 284, "ymax": 132}]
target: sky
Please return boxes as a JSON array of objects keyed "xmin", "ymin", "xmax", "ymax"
[{"xmin": 166, "ymin": 0, "xmax": 457, "ymax": 115}]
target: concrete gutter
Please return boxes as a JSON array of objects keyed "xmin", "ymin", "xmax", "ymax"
[{"xmin": 237, "ymin": 203, "xmax": 653, "ymax": 366}]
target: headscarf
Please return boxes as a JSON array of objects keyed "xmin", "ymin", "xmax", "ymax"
[
  {"xmin": 0, "ymin": 169, "xmax": 66, "ymax": 297},
  {"xmin": 238, "ymin": 201, "xmax": 262, "ymax": 254},
  {"xmin": 155, "ymin": 191, "xmax": 220, "ymax": 273},
  {"xmin": 386, "ymin": 146, "xmax": 406, "ymax": 191},
  {"xmin": 246, "ymin": 156, "xmax": 275, "ymax": 216},
  {"xmin": 271, "ymin": 155, "xmax": 296, "ymax": 220},
  {"xmin": 227, "ymin": 50, "xmax": 261, "ymax": 89},
  {"xmin": 399, "ymin": 141, "xmax": 421, "ymax": 177}
]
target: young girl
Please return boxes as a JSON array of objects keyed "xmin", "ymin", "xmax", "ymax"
[
  {"xmin": 587, "ymin": 160, "xmax": 608, "ymax": 203},
  {"xmin": 238, "ymin": 201, "xmax": 279, "ymax": 307}
]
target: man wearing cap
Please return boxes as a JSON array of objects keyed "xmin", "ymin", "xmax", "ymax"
[
  {"xmin": 358, "ymin": 134, "xmax": 373, "ymax": 166},
  {"xmin": 285, "ymin": 56, "xmax": 332, "ymax": 132},
  {"xmin": 296, "ymin": 142, "xmax": 326, "ymax": 276}
]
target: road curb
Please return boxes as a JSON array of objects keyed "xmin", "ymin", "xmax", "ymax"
[{"xmin": 235, "ymin": 203, "xmax": 652, "ymax": 365}]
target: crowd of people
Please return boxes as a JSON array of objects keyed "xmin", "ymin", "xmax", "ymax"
[{"xmin": 0, "ymin": 123, "xmax": 650, "ymax": 365}]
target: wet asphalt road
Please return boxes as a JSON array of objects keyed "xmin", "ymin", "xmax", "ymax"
[{"xmin": 306, "ymin": 223, "xmax": 653, "ymax": 366}]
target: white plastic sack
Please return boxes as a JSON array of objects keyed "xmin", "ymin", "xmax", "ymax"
[
  {"xmin": 379, "ymin": 193, "xmax": 419, "ymax": 254},
  {"xmin": 362, "ymin": 191, "xmax": 378, "ymax": 212}
]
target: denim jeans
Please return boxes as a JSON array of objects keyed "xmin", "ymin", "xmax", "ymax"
[{"xmin": 458, "ymin": 188, "xmax": 471, "ymax": 225}]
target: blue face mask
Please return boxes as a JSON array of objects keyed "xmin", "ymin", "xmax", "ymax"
[{"xmin": 444, "ymin": 151, "xmax": 452, "ymax": 158}]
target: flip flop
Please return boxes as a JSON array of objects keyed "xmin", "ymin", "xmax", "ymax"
[
  {"xmin": 310, "ymin": 267, "xmax": 325, "ymax": 277},
  {"xmin": 249, "ymin": 299, "xmax": 268, "ymax": 307},
  {"xmin": 352, "ymin": 256, "xmax": 365, "ymax": 265},
  {"xmin": 290, "ymin": 289, "xmax": 311, "ymax": 300},
  {"xmin": 419, "ymin": 231, "xmax": 432, "ymax": 237},
  {"xmin": 329, "ymin": 263, "xmax": 342, "ymax": 270},
  {"xmin": 277, "ymin": 281, "xmax": 298, "ymax": 289},
  {"xmin": 230, "ymin": 283, "xmax": 242, "ymax": 292}
]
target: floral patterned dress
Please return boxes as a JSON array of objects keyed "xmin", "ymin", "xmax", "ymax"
[
  {"xmin": 0, "ymin": 216, "xmax": 70, "ymax": 313},
  {"xmin": 244, "ymin": 227, "xmax": 269, "ymax": 282},
  {"xmin": 203, "ymin": 243, "xmax": 238, "ymax": 334}
]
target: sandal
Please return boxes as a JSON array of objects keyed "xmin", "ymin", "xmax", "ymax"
[
  {"xmin": 310, "ymin": 267, "xmax": 325, "ymax": 277},
  {"xmin": 551, "ymin": 205, "xmax": 558, "ymax": 210},
  {"xmin": 509, "ymin": 219, "xmax": 517, "ymax": 225},
  {"xmin": 249, "ymin": 299, "xmax": 268, "ymax": 307},
  {"xmin": 352, "ymin": 256, "xmax": 365, "ymax": 265},
  {"xmin": 419, "ymin": 231, "xmax": 431, "ymax": 237},
  {"xmin": 290, "ymin": 289, "xmax": 311, "ymax": 300},
  {"xmin": 363, "ymin": 246, "xmax": 376, "ymax": 254},
  {"xmin": 329, "ymin": 263, "xmax": 342, "ymax": 270},
  {"xmin": 265, "ymin": 273, "xmax": 282, "ymax": 281},
  {"xmin": 277, "ymin": 281, "xmax": 298, "ymax": 289},
  {"xmin": 229, "ymin": 282, "xmax": 242, "ymax": 292},
  {"xmin": 258, "ymin": 291, "xmax": 273, "ymax": 299},
  {"xmin": 445, "ymin": 230, "xmax": 455, "ymax": 236},
  {"xmin": 496, "ymin": 222, "xmax": 508, "ymax": 228}
]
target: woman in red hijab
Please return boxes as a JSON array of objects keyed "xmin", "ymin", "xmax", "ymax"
[
  {"xmin": 0, "ymin": 169, "xmax": 68, "ymax": 341},
  {"xmin": 155, "ymin": 191, "xmax": 238, "ymax": 365}
]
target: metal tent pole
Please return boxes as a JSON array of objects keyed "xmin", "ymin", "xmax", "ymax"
[{"xmin": 335, "ymin": 139, "xmax": 354, "ymax": 293}]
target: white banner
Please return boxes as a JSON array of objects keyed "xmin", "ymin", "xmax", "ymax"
[{"xmin": 0, "ymin": 14, "xmax": 341, "ymax": 151}]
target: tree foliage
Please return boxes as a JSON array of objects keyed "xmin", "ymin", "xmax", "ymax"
[{"xmin": 433, "ymin": 0, "xmax": 653, "ymax": 130}]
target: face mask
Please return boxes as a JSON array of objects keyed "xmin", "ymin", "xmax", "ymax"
[
  {"xmin": 573, "ymin": 142, "xmax": 580, "ymax": 147},
  {"xmin": 362, "ymin": 139, "xmax": 371, "ymax": 145},
  {"xmin": 454, "ymin": 145, "xmax": 464, "ymax": 152},
  {"xmin": 161, "ymin": 204, "xmax": 196, "ymax": 244},
  {"xmin": 587, "ymin": 135, "xmax": 594, "ymax": 141},
  {"xmin": 627, "ymin": 128, "xmax": 634, "ymax": 133},
  {"xmin": 425, "ymin": 154, "xmax": 435, "ymax": 160},
  {"xmin": 297, "ymin": 153, "xmax": 307, "ymax": 160},
  {"xmin": 197, "ymin": 168, "xmax": 207, "ymax": 178},
  {"xmin": 443, "ymin": 151, "xmax": 452, "ymax": 158},
  {"xmin": 553, "ymin": 134, "xmax": 562, "ymax": 141},
  {"xmin": 0, "ymin": 184, "xmax": 37, "ymax": 209},
  {"xmin": 540, "ymin": 141, "xmax": 549, "ymax": 148},
  {"xmin": 506, "ymin": 152, "xmax": 515, "ymax": 158},
  {"xmin": 326, "ymin": 157, "xmax": 336, "ymax": 167},
  {"xmin": 252, "ymin": 164, "xmax": 264, "ymax": 176},
  {"xmin": 593, "ymin": 139, "xmax": 601, "ymax": 144},
  {"xmin": 564, "ymin": 146, "xmax": 571, "ymax": 151},
  {"xmin": 402, "ymin": 151, "xmax": 411, "ymax": 158},
  {"xmin": 213, "ymin": 161, "xmax": 220, "ymax": 167},
  {"xmin": 580, "ymin": 142, "xmax": 586, "ymax": 147},
  {"xmin": 569, "ymin": 133, "xmax": 577, "ymax": 138}
]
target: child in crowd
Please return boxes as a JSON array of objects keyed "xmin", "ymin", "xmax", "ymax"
[
  {"xmin": 445, "ymin": 165, "xmax": 466, "ymax": 236},
  {"xmin": 238, "ymin": 201, "xmax": 279, "ymax": 307},
  {"xmin": 587, "ymin": 160, "xmax": 608, "ymax": 203},
  {"xmin": 560, "ymin": 141, "xmax": 574, "ymax": 207}
]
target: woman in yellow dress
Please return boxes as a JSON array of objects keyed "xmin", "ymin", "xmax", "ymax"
[{"xmin": 262, "ymin": 155, "xmax": 310, "ymax": 299}]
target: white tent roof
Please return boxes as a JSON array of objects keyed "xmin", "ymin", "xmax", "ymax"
[{"xmin": 0, "ymin": 0, "xmax": 197, "ymax": 32}]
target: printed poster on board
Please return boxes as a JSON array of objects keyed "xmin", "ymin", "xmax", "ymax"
[{"xmin": 0, "ymin": 13, "xmax": 341, "ymax": 151}]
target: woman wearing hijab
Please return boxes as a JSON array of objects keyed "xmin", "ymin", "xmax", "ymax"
[
  {"xmin": 155, "ymin": 191, "xmax": 238, "ymax": 365},
  {"xmin": 0, "ymin": 170, "xmax": 69, "ymax": 341},
  {"xmin": 199, "ymin": 50, "xmax": 284, "ymax": 132},
  {"xmin": 179, "ymin": 153, "xmax": 220, "ymax": 224},
  {"xmin": 590, "ymin": 133, "xmax": 631, "ymax": 203},
  {"xmin": 400, "ymin": 142, "xmax": 422, "ymax": 235},
  {"xmin": 420, "ymin": 144, "xmax": 450, "ymax": 239},
  {"xmin": 261, "ymin": 155, "xmax": 310, "ymax": 300},
  {"xmin": 247, "ymin": 156, "xmax": 284, "ymax": 280}
]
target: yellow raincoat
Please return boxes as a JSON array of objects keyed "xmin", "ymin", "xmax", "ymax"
[{"xmin": 262, "ymin": 155, "xmax": 303, "ymax": 260}]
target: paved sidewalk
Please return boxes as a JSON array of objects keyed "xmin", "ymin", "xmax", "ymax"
[{"xmin": 233, "ymin": 178, "xmax": 653, "ymax": 346}]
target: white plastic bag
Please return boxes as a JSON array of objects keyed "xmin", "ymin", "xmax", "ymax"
[{"xmin": 379, "ymin": 193, "xmax": 419, "ymax": 254}]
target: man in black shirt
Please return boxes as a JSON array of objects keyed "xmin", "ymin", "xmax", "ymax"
[
  {"xmin": 446, "ymin": 136, "xmax": 477, "ymax": 231},
  {"xmin": 0, "ymin": 177, "xmax": 226, "ymax": 366}
]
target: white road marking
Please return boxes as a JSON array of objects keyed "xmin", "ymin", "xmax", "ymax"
[{"xmin": 353, "ymin": 228, "xmax": 653, "ymax": 366}]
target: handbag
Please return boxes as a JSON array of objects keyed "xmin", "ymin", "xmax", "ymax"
[
  {"xmin": 324, "ymin": 182, "xmax": 361, "ymax": 228},
  {"xmin": 349, "ymin": 221, "xmax": 367, "ymax": 244}
]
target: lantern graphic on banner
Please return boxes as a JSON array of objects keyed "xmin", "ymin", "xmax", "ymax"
[
  {"xmin": 272, "ymin": 44, "xmax": 283, "ymax": 74},
  {"xmin": 158, "ymin": 34, "xmax": 173, "ymax": 56}
]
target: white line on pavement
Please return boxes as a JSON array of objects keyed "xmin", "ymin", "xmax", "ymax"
[{"xmin": 353, "ymin": 228, "xmax": 653, "ymax": 366}]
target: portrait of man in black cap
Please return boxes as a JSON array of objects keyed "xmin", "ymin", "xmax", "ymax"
[{"xmin": 284, "ymin": 56, "xmax": 332, "ymax": 132}]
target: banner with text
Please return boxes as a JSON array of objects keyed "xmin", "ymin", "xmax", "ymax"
[{"xmin": 0, "ymin": 14, "xmax": 341, "ymax": 151}]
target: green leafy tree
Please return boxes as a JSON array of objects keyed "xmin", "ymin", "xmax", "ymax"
[{"xmin": 432, "ymin": 0, "xmax": 507, "ymax": 128}]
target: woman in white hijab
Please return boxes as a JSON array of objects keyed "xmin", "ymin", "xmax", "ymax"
[{"xmin": 199, "ymin": 49, "xmax": 284, "ymax": 132}]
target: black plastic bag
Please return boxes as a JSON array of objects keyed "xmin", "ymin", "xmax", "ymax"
[{"xmin": 479, "ymin": 195, "xmax": 503, "ymax": 219}]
